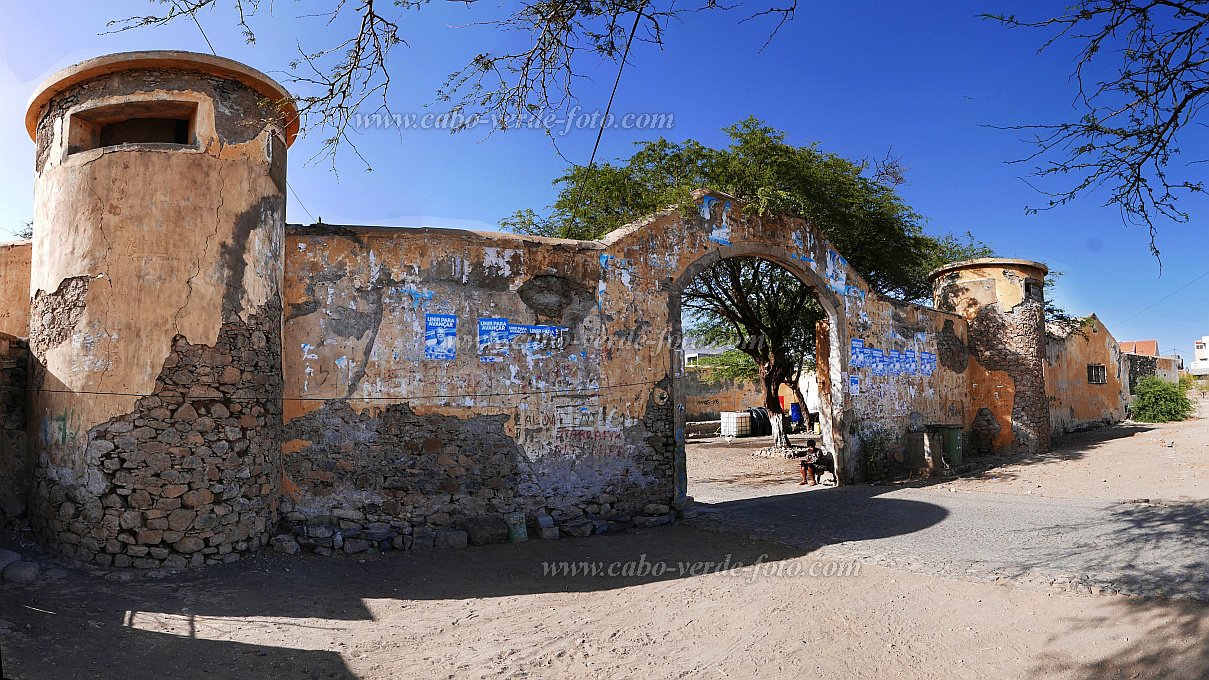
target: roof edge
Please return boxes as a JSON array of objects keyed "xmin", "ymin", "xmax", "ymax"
[{"xmin": 26, "ymin": 51, "xmax": 299, "ymax": 146}]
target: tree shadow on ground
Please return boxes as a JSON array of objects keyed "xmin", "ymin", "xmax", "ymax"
[
  {"xmin": 1031, "ymin": 597, "xmax": 1209, "ymax": 680},
  {"xmin": 690, "ymin": 484, "xmax": 949, "ymax": 552},
  {"xmin": 971, "ymin": 498, "xmax": 1209, "ymax": 601},
  {"xmin": 0, "ymin": 489, "xmax": 947, "ymax": 679}
]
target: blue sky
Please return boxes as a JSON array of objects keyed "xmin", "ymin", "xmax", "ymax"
[{"xmin": 1, "ymin": 1, "xmax": 1206, "ymax": 358}]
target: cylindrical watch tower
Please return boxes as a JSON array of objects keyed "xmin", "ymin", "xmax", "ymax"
[
  {"xmin": 25, "ymin": 52, "xmax": 297, "ymax": 568},
  {"xmin": 929, "ymin": 258, "xmax": 1051, "ymax": 455}
]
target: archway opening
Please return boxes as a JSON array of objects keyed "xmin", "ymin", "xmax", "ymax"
[{"xmin": 671, "ymin": 255, "xmax": 844, "ymax": 505}]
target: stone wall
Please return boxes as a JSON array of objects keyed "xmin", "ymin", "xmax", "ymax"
[
  {"xmin": 681, "ymin": 369, "xmax": 762, "ymax": 421},
  {"xmin": 29, "ymin": 309, "xmax": 282, "ymax": 568},
  {"xmin": 0, "ymin": 334, "xmax": 29, "ymax": 523},
  {"xmin": 280, "ymin": 222, "xmax": 680, "ymax": 545}
]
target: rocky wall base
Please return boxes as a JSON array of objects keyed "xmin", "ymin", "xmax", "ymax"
[{"xmin": 29, "ymin": 306, "xmax": 283, "ymax": 569}]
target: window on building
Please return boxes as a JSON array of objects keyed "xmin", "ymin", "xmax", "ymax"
[
  {"xmin": 68, "ymin": 100, "xmax": 198, "ymax": 155},
  {"xmin": 1087, "ymin": 364, "xmax": 1107, "ymax": 384}
]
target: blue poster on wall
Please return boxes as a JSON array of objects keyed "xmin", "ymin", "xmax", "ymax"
[
  {"xmin": 509, "ymin": 323, "xmax": 566, "ymax": 359},
  {"xmin": 919, "ymin": 351, "xmax": 937, "ymax": 376},
  {"xmin": 850, "ymin": 338, "xmax": 865, "ymax": 368},
  {"xmin": 477, "ymin": 317, "xmax": 509, "ymax": 363},
  {"xmin": 424, "ymin": 314, "xmax": 458, "ymax": 360}
]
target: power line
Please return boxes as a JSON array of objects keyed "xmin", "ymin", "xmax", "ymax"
[
  {"xmin": 1118, "ymin": 268, "xmax": 1209, "ymax": 324},
  {"xmin": 568, "ymin": 6, "xmax": 645, "ymax": 231},
  {"xmin": 286, "ymin": 180, "xmax": 316, "ymax": 223}
]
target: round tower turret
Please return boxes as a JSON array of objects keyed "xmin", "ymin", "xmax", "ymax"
[
  {"xmin": 929, "ymin": 258, "xmax": 1051, "ymax": 455},
  {"xmin": 25, "ymin": 51, "xmax": 297, "ymax": 568}
]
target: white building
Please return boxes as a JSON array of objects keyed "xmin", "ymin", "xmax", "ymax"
[{"xmin": 1191, "ymin": 336, "xmax": 1209, "ymax": 377}]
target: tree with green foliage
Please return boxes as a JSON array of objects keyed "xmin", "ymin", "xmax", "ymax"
[
  {"xmin": 1179, "ymin": 373, "xmax": 1197, "ymax": 394},
  {"xmin": 694, "ymin": 350, "xmax": 759, "ymax": 383},
  {"xmin": 506, "ymin": 119, "xmax": 992, "ymax": 446},
  {"xmin": 1132, "ymin": 376, "xmax": 1195, "ymax": 423},
  {"xmin": 683, "ymin": 257, "xmax": 821, "ymax": 438}
]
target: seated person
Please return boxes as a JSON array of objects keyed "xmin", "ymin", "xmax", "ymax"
[{"xmin": 799, "ymin": 440, "xmax": 835, "ymax": 486}]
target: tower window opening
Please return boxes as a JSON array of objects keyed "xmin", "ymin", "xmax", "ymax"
[{"xmin": 68, "ymin": 100, "xmax": 198, "ymax": 155}]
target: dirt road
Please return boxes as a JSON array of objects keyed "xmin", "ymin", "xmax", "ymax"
[
  {"xmin": 2, "ymin": 525, "xmax": 1206, "ymax": 679},
  {"xmin": 2, "ymin": 409, "xmax": 1207, "ymax": 679}
]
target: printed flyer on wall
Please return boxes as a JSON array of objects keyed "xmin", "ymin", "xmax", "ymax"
[
  {"xmin": 478, "ymin": 317, "xmax": 510, "ymax": 362},
  {"xmin": 424, "ymin": 314, "xmax": 457, "ymax": 360}
]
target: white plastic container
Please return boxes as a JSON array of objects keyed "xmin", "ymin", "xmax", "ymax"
[{"xmin": 721, "ymin": 411, "xmax": 752, "ymax": 438}]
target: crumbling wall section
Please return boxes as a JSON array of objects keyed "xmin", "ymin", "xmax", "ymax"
[
  {"xmin": 281, "ymin": 224, "xmax": 677, "ymax": 545},
  {"xmin": 967, "ymin": 300, "xmax": 1049, "ymax": 454},
  {"xmin": 845, "ymin": 299, "xmax": 970, "ymax": 480},
  {"xmin": 0, "ymin": 334, "xmax": 30, "ymax": 523},
  {"xmin": 1045, "ymin": 316, "xmax": 1127, "ymax": 436},
  {"xmin": 29, "ymin": 307, "xmax": 282, "ymax": 568}
]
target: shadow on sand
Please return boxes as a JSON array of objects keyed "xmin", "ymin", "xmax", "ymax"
[{"xmin": 0, "ymin": 486, "xmax": 948, "ymax": 678}]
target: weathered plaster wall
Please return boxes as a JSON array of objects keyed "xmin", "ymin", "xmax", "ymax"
[
  {"xmin": 27, "ymin": 64, "xmax": 291, "ymax": 568},
  {"xmin": 0, "ymin": 241, "xmax": 31, "ymax": 337},
  {"xmin": 278, "ymin": 191, "xmax": 970, "ymax": 547},
  {"xmin": 681, "ymin": 369, "xmax": 762, "ymax": 420},
  {"xmin": 0, "ymin": 334, "xmax": 30, "ymax": 523},
  {"xmin": 1046, "ymin": 316, "xmax": 1128, "ymax": 436},
  {"xmin": 845, "ymin": 298, "xmax": 970, "ymax": 479},
  {"xmin": 280, "ymin": 224, "xmax": 676, "ymax": 544},
  {"xmin": 932, "ymin": 261, "xmax": 1050, "ymax": 455}
]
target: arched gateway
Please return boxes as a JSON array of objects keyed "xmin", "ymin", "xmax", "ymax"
[{"xmin": 5, "ymin": 51, "xmax": 1055, "ymax": 568}]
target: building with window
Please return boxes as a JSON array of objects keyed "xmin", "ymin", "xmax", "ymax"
[
  {"xmin": 1190, "ymin": 336, "xmax": 1209, "ymax": 379},
  {"xmin": 1045, "ymin": 316, "xmax": 1129, "ymax": 436}
]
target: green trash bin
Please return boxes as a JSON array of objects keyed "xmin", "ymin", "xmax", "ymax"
[{"xmin": 939, "ymin": 426, "xmax": 963, "ymax": 466}]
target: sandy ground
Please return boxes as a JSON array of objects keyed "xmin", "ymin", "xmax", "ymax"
[
  {"xmin": 685, "ymin": 432, "xmax": 828, "ymax": 504},
  {"xmin": 2, "ymin": 527, "xmax": 1206, "ymax": 679},
  {"xmin": 2, "ymin": 405, "xmax": 1208, "ymax": 679},
  {"xmin": 946, "ymin": 409, "xmax": 1209, "ymax": 502}
]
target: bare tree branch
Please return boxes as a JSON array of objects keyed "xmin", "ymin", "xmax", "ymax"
[
  {"xmin": 985, "ymin": 1, "xmax": 1209, "ymax": 259},
  {"xmin": 112, "ymin": 0, "xmax": 800, "ymax": 168}
]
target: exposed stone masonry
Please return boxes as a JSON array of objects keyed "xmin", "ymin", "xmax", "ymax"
[
  {"xmin": 29, "ymin": 276, "xmax": 89, "ymax": 357},
  {"xmin": 29, "ymin": 304, "xmax": 282, "ymax": 568},
  {"xmin": 937, "ymin": 319, "xmax": 969, "ymax": 374},
  {"xmin": 0, "ymin": 335, "xmax": 30, "ymax": 523},
  {"xmin": 968, "ymin": 300, "xmax": 1050, "ymax": 454},
  {"xmin": 274, "ymin": 377, "xmax": 678, "ymax": 555}
]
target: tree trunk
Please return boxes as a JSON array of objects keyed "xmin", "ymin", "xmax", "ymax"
[{"xmin": 769, "ymin": 410, "xmax": 791, "ymax": 448}]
